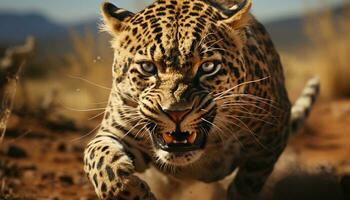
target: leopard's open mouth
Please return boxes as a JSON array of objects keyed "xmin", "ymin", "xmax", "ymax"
[{"xmin": 152, "ymin": 129, "xmax": 206, "ymax": 152}]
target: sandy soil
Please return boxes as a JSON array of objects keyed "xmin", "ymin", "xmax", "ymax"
[{"xmin": 0, "ymin": 100, "xmax": 349, "ymax": 200}]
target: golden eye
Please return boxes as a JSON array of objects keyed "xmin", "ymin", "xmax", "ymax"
[
  {"xmin": 201, "ymin": 62, "xmax": 215, "ymax": 73},
  {"xmin": 140, "ymin": 62, "xmax": 157, "ymax": 74},
  {"xmin": 201, "ymin": 61, "xmax": 221, "ymax": 74}
]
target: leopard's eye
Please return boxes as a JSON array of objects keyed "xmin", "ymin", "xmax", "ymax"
[
  {"xmin": 200, "ymin": 61, "xmax": 221, "ymax": 74},
  {"xmin": 139, "ymin": 62, "xmax": 157, "ymax": 75}
]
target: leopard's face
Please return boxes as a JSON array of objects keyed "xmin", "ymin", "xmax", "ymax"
[{"xmin": 103, "ymin": 0, "xmax": 252, "ymax": 167}]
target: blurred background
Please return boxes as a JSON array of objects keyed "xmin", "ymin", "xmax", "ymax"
[{"xmin": 0, "ymin": 0, "xmax": 349, "ymax": 200}]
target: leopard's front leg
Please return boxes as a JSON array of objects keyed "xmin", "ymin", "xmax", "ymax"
[
  {"xmin": 227, "ymin": 153, "xmax": 278, "ymax": 200},
  {"xmin": 84, "ymin": 131, "xmax": 156, "ymax": 200},
  {"xmin": 227, "ymin": 133, "xmax": 287, "ymax": 200}
]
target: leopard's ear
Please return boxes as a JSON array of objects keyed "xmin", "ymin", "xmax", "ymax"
[
  {"xmin": 219, "ymin": 0, "xmax": 252, "ymax": 28},
  {"xmin": 101, "ymin": 2, "xmax": 134, "ymax": 35}
]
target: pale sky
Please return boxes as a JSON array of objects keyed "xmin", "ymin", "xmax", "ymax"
[{"xmin": 0, "ymin": 0, "xmax": 343, "ymax": 24}]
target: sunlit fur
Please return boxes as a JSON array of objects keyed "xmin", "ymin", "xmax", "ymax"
[
  {"xmin": 104, "ymin": 0, "xmax": 269, "ymax": 168},
  {"xmin": 83, "ymin": 0, "xmax": 319, "ymax": 199}
]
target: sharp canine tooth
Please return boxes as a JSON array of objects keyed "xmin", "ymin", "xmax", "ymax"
[
  {"xmin": 163, "ymin": 133, "xmax": 174, "ymax": 144},
  {"xmin": 187, "ymin": 132, "xmax": 197, "ymax": 144}
]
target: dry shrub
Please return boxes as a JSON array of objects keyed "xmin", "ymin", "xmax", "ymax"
[
  {"xmin": 66, "ymin": 28, "xmax": 113, "ymax": 93},
  {"xmin": 58, "ymin": 29, "xmax": 114, "ymax": 120},
  {"xmin": 284, "ymin": 1, "xmax": 350, "ymax": 99},
  {"xmin": 305, "ymin": 1, "xmax": 350, "ymax": 98}
]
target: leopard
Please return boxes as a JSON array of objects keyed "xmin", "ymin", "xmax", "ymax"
[{"xmin": 83, "ymin": 0, "xmax": 320, "ymax": 199}]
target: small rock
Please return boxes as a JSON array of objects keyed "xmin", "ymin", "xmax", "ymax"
[
  {"xmin": 57, "ymin": 143, "xmax": 67, "ymax": 152},
  {"xmin": 6, "ymin": 145, "xmax": 28, "ymax": 158},
  {"xmin": 23, "ymin": 171, "xmax": 35, "ymax": 179},
  {"xmin": 42, "ymin": 172, "xmax": 56, "ymax": 181},
  {"xmin": 59, "ymin": 175, "xmax": 74, "ymax": 185}
]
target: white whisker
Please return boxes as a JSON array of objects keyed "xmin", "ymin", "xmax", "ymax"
[
  {"xmin": 214, "ymin": 76, "xmax": 271, "ymax": 99},
  {"xmin": 63, "ymin": 106, "xmax": 106, "ymax": 112},
  {"xmin": 70, "ymin": 124, "xmax": 100, "ymax": 143},
  {"xmin": 122, "ymin": 120, "xmax": 148, "ymax": 139},
  {"xmin": 67, "ymin": 75, "xmax": 111, "ymax": 91},
  {"xmin": 88, "ymin": 111, "xmax": 106, "ymax": 120},
  {"xmin": 229, "ymin": 115, "xmax": 271, "ymax": 152}
]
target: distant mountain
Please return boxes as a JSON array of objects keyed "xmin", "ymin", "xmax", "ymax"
[
  {"xmin": 69, "ymin": 19, "xmax": 99, "ymax": 35},
  {"xmin": 264, "ymin": 16, "xmax": 307, "ymax": 52},
  {"xmin": 0, "ymin": 13, "xmax": 68, "ymax": 44},
  {"xmin": 264, "ymin": 2, "xmax": 349, "ymax": 51}
]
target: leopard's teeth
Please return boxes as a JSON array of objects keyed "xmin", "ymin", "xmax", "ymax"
[
  {"xmin": 173, "ymin": 140, "xmax": 188, "ymax": 144},
  {"xmin": 187, "ymin": 132, "xmax": 197, "ymax": 144}
]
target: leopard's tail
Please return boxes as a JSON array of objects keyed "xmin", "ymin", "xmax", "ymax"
[{"xmin": 290, "ymin": 77, "xmax": 320, "ymax": 134}]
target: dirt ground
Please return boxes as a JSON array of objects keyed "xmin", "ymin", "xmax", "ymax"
[{"xmin": 0, "ymin": 100, "xmax": 349, "ymax": 200}]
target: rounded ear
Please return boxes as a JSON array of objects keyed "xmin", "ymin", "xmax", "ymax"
[
  {"xmin": 101, "ymin": 2, "xmax": 134, "ymax": 35},
  {"xmin": 219, "ymin": 0, "xmax": 252, "ymax": 28}
]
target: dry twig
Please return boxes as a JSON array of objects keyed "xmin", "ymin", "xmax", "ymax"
[{"xmin": 0, "ymin": 37, "xmax": 35, "ymax": 144}]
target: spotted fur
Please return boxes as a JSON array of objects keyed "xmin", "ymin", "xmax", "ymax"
[{"xmin": 83, "ymin": 0, "xmax": 320, "ymax": 199}]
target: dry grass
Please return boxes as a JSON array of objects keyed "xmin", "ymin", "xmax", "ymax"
[
  {"xmin": 54, "ymin": 29, "xmax": 113, "ymax": 120},
  {"xmin": 65, "ymin": 29, "xmax": 112, "ymax": 99},
  {"xmin": 9, "ymin": 29, "xmax": 114, "ymax": 123},
  {"xmin": 283, "ymin": 1, "xmax": 350, "ymax": 99}
]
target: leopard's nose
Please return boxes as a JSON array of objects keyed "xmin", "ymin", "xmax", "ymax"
[{"xmin": 164, "ymin": 109, "xmax": 191, "ymax": 123}]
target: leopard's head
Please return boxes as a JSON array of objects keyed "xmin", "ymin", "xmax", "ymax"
[{"xmin": 102, "ymin": 0, "xmax": 252, "ymax": 167}]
